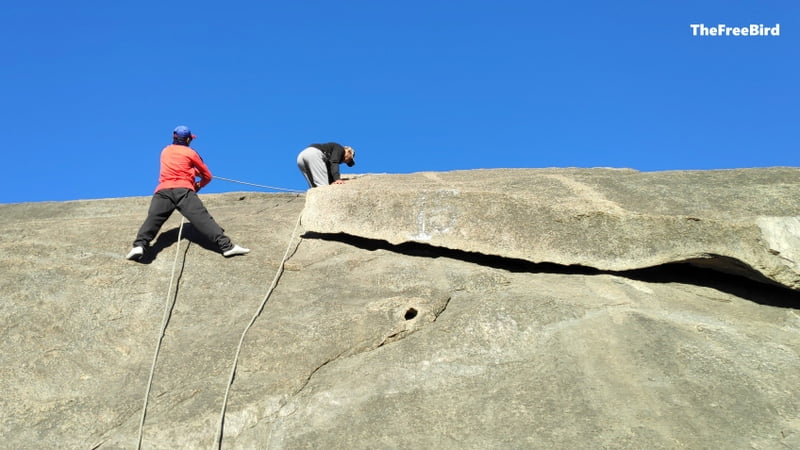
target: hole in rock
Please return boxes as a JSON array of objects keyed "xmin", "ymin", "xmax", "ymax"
[{"xmin": 404, "ymin": 308, "xmax": 418, "ymax": 320}]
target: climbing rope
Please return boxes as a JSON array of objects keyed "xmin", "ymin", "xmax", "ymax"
[
  {"xmin": 133, "ymin": 180, "xmax": 304, "ymax": 448},
  {"xmin": 137, "ymin": 217, "xmax": 187, "ymax": 450},
  {"xmin": 215, "ymin": 176, "xmax": 305, "ymax": 193},
  {"xmin": 214, "ymin": 208, "xmax": 305, "ymax": 448}
]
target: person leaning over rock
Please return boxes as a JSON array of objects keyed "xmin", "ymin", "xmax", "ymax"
[
  {"xmin": 296, "ymin": 142, "xmax": 355, "ymax": 188},
  {"xmin": 125, "ymin": 126, "xmax": 250, "ymax": 260}
]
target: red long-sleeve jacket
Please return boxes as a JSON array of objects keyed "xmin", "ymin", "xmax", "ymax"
[{"xmin": 154, "ymin": 144, "xmax": 212, "ymax": 193}]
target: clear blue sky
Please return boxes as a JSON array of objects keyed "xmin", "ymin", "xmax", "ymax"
[{"xmin": 0, "ymin": 1, "xmax": 796, "ymax": 203}]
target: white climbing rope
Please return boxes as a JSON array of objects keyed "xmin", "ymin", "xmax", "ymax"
[
  {"xmin": 215, "ymin": 176, "xmax": 305, "ymax": 193},
  {"xmin": 214, "ymin": 208, "xmax": 305, "ymax": 448},
  {"xmin": 137, "ymin": 217, "xmax": 187, "ymax": 450},
  {"xmin": 132, "ymin": 183, "xmax": 304, "ymax": 448}
]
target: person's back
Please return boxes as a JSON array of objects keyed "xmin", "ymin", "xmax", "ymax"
[{"xmin": 155, "ymin": 144, "xmax": 212, "ymax": 192}]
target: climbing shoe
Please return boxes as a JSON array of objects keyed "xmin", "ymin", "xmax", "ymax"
[
  {"xmin": 223, "ymin": 244, "xmax": 250, "ymax": 257},
  {"xmin": 126, "ymin": 246, "xmax": 144, "ymax": 260}
]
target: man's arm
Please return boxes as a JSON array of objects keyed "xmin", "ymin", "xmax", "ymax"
[
  {"xmin": 327, "ymin": 144, "xmax": 345, "ymax": 182},
  {"xmin": 191, "ymin": 152, "xmax": 213, "ymax": 189}
]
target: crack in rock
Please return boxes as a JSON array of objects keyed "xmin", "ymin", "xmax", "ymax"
[
  {"xmin": 305, "ymin": 232, "xmax": 800, "ymax": 309},
  {"xmin": 274, "ymin": 293, "xmax": 454, "ymax": 426}
]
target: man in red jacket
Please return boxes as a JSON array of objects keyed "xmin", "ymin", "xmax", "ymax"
[{"xmin": 125, "ymin": 126, "xmax": 250, "ymax": 260}]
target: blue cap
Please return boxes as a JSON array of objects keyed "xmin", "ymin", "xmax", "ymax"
[{"xmin": 173, "ymin": 125, "xmax": 196, "ymax": 139}]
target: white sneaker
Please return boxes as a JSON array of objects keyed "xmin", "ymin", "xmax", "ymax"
[
  {"xmin": 223, "ymin": 244, "xmax": 250, "ymax": 257},
  {"xmin": 126, "ymin": 246, "xmax": 144, "ymax": 260}
]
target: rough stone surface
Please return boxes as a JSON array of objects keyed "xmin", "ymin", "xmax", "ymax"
[
  {"xmin": 1, "ymin": 168, "xmax": 799, "ymax": 449},
  {"xmin": 304, "ymin": 168, "xmax": 800, "ymax": 289}
]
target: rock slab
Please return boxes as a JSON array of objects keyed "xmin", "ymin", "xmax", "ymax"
[
  {"xmin": 1, "ymin": 169, "xmax": 799, "ymax": 449},
  {"xmin": 304, "ymin": 168, "xmax": 800, "ymax": 290}
]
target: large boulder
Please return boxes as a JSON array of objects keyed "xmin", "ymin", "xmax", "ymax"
[
  {"xmin": 304, "ymin": 168, "xmax": 800, "ymax": 290},
  {"xmin": 1, "ymin": 168, "xmax": 799, "ymax": 449}
]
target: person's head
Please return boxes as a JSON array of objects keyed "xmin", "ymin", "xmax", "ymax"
[
  {"xmin": 343, "ymin": 146, "xmax": 356, "ymax": 167},
  {"xmin": 173, "ymin": 125, "xmax": 196, "ymax": 145}
]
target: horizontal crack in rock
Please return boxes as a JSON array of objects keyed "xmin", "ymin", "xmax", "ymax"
[{"xmin": 304, "ymin": 232, "xmax": 800, "ymax": 309}]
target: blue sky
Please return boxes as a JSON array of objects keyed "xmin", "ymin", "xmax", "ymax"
[{"xmin": 0, "ymin": 1, "xmax": 796, "ymax": 203}]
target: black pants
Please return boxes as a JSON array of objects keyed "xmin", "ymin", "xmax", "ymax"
[{"xmin": 133, "ymin": 188, "xmax": 232, "ymax": 252}]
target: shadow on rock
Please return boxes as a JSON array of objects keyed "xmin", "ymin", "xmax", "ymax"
[
  {"xmin": 304, "ymin": 232, "xmax": 800, "ymax": 310},
  {"xmin": 135, "ymin": 223, "xmax": 221, "ymax": 264},
  {"xmin": 622, "ymin": 263, "xmax": 800, "ymax": 310}
]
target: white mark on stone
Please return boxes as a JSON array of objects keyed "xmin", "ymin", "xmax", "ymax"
[
  {"xmin": 413, "ymin": 196, "xmax": 432, "ymax": 241},
  {"xmin": 409, "ymin": 191, "xmax": 459, "ymax": 241}
]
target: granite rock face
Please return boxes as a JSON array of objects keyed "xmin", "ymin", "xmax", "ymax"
[
  {"xmin": 1, "ymin": 168, "xmax": 799, "ymax": 449},
  {"xmin": 304, "ymin": 168, "xmax": 800, "ymax": 289}
]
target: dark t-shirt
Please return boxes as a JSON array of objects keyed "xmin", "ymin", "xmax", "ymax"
[{"xmin": 310, "ymin": 142, "xmax": 346, "ymax": 182}]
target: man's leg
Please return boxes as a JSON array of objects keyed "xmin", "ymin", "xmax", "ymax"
[
  {"xmin": 175, "ymin": 190, "xmax": 233, "ymax": 252},
  {"xmin": 297, "ymin": 150, "xmax": 315, "ymax": 188},
  {"xmin": 299, "ymin": 147, "xmax": 329, "ymax": 187},
  {"xmin": 132, "ymin": 191, "xmax": 176, "ymax": 248}
]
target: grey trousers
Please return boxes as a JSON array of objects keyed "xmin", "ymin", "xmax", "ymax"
[
  {"xmin": 133, "ymin": 188, "xmax": 233, "ymax": 252},
  {"xmin": 296, "ymin": 147, "xmax": 329, "ymax": 188}
]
